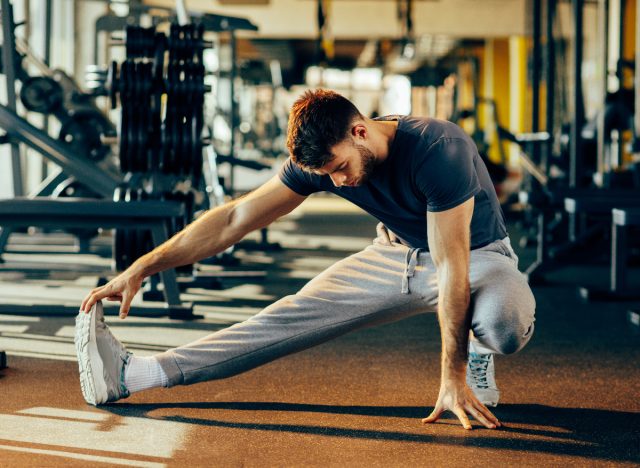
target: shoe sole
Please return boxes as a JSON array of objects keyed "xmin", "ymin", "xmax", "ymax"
[{"xmin": 75, "ymin": 304, "xmax": 108, "ymax": 405}]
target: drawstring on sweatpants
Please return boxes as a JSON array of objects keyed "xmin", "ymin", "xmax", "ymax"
[{"xmin": 401, "ymin": 248, "xmax": 421, "ymax": 294}]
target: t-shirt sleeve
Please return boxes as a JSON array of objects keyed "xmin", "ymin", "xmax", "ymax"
[
  {"xmin": 278, "ymin": 157, "xmax": 322, "ymax": 196},
  {"xmin": 415, "ymin": 137, "xmax": 481, "ymax": 212}
]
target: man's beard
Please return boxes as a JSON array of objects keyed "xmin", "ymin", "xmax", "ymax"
[{"xmin": 354, "ymin": 144, "xmax": 377, "ymax": 185}]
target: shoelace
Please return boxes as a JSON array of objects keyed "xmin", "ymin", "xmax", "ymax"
[{"xmin": 468, "ymin": 352, "xmax": 491, "ymax": 388}]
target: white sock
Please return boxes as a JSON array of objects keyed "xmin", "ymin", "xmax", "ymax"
[{"xmin": 124, "ymin": 355, "xmax": 169, "ymax": 393}]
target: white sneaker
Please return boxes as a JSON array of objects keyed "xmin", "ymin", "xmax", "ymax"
[
  {"xmin": 467, "ymin": 340, "xmax": 499, "ymax": 407},
  {"xmin": 75, "ymin": 301, "xmax": 131, "ymax": 405}
]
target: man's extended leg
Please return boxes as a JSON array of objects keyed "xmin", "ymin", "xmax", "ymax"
[
  {"xmin": 154, "ymin": 240, "xmax": 436, "ymax": 387},
  {"xmin": 156, "ymin": 236, "xmax": 535, "ymax": 389},
  {"xmin": 75, "ymin": 233, "xmax": 442, "ymax": 405}
]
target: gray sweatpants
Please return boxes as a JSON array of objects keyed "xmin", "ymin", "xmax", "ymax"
[{"xmin": 156, "ymin": 225, "xmax": 536, "ymax": 387}]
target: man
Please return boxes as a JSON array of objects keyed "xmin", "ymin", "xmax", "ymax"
[{"xmin": 77, "ymin": 89, "xmax": 535, "ymax": 430}]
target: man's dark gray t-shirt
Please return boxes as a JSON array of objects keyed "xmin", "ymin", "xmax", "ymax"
[{"xmin": 278, "ymin": 115, "xmax": 507, "ymax": 250}]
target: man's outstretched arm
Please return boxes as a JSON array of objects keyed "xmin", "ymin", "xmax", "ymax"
[
  {"xmin": 421, "ymin": 197, "xmax": 502, "ymax": 430},
  {"xmin": 80, "ymin": 176, "xmax": 307, "ymax": 317}
]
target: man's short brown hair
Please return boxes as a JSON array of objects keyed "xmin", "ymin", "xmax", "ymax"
[{"xmin": 286, "ymin": 89, "xmax": 362, "ymax": 170}]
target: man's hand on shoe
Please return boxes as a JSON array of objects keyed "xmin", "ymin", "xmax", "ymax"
[
  {"xmin": 80, "ymin": 270, "xmax": 144, "ymax": 319},
  {"xmin": 422, "ymin": 376, "xmax": 502, "ymax": 430}
]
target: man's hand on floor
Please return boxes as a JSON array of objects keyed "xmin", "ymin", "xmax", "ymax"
[{"xmin": 422, "ymin": 377, "xmax": 502, "ymax": 430}]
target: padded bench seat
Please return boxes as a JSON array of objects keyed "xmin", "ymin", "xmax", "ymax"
[
  {"xmin": 0, "ymin": 198, "xmax": 184, "ymax": 229},
  {"xmin": 564, "ymin": 193, "xmax": 640, "ymax": 214},
  {"xmin": 0, "ymin": 197, "xmax": 193, "ymax": 319},
  {"xmin": 613, "ymin": 207, "xmax": 640, "ymax": 226},
  {"xmin": 571, "ymin": 205, "xmax": 640, "ymax": 302}
]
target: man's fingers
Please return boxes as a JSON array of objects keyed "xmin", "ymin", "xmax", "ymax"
[
  {"xmin": 467, "ymin": 405, "xmax": 496, "ymax": 429},
  {"xmin": 475, "ymin": 402, "xmax": 501, "ymax": 427},
  {"xmin": 422, "ymin": 406, "xmax": 443, "ymax": 424},
  {"xmin": 106, "ymin": 294, "xmax": 123, "ymax": 302},
  {"xmin": 81, "ymin": 294, "xmax": 98, "ymax": 314},
  {"xmin": 119, "ymin": 292, "xmax": 133, "ymax": 319},
  {"xmin": 82, "ymin": 285, "xmax": 113, "ymax": 313},
  {"xmin": 422, "ymin": 405, "xmax": 443, "ymax": 423},
  {"xmin": 452, "ymin": 405, "xmax": 473, "ymax": 430},
  {"xmin": 81, "ymin": 290, "xmax": 100, "ymax": 312}
]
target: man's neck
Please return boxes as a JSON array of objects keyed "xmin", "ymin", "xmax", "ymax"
[{"xmin": 368, "ymin": 118, "xmax": 398, "ymax": 163}]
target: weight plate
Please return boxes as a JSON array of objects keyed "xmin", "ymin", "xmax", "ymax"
[
  {"xmin": 152, "ymin": 33, "xmax": 166, "ymax": 85},
  {"xmin": 160, "ymin": 119, "xmax": 170, "ymax": 173},
  {"xmin": 137, "ymin": 100, "xmax": 148, "ymax": 172},
  {"xmin": 20, "ymin": 76, "xmax": 64, "ymax": 114},
  {"xmin": 108, "ymin": 61, "xmax": 119, "ymax": 109},
  {"xmin": 168, "ymin": 103, "xmax": 178, "ymax": 174},
  {"xmin": 119, "ymin": 104, "xmax": 130, "ymax": 173},
  {"xmin": 193, "ymin": 112, "xmax": 203, "ymax": 186},
  {"xmin": 58, "ymin": 111, "xmax": 111, "ymax": 162},
  {"xmin": 176, "ymin": 112, "xmax": 185, "ymax": 176},
  {"xmin": 128, "ymin": 101, "xmax": 138, "ymax": 172},
  {"xmin": 125, "ymin": 25, "xmax": 138, "ymax": 58}
]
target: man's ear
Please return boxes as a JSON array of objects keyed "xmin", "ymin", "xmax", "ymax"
[{"xmin": 351, "ymin": 123, "xmax": 367, "ymax": 140}]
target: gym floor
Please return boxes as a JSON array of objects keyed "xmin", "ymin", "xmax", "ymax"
[{"xmin": 0, "ymin": 195, "xmax": 638, "ymax": 467}]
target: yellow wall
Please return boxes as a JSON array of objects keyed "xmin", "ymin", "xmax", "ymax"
[
  {"xmin": 622, "ymin": 0, "xmax": 636, "ymax": 89},
  {"xmin": 494, "ymin": 39, "xmax": 512, "ymax": 132},
  {"xmin": 622, "ymin": 0, "xmax": 636, "ymax": 164},
  {"xmin": 509, "ymin": 36, "xmax": 528, "ymax": 167},
  {"xmin": 482, "ymin": 38, "xmax": 514, "ymax": 164}
]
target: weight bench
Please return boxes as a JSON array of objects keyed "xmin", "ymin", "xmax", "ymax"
[
  {"xmin": 0, "ymin": 197, "xmax": 195, "ymax": 319},
  {"xmin": 564, "ymin": 191, "xmax": 640, "ymax": 241},
  {"xmin": 525, "ymin": 188, "xmax": 639, "ymax": 283},
  {"xmin": 564, "ymin": 196, "xmax": 640, "ymax": 301}
]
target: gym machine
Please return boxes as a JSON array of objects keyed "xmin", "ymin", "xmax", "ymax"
[
  {"xmin": 0, "ymin": 0, "xmax": 120, "ymax": 256},
  {"xmin": 519, "ymin": 0, "xmax": 640, "ymax": 288},
  {"xmin": 516, "ymin": 0, "xmax": 640, "ymax": 332},
  {"xmin": 562, "ymin": 0, "xmax": 640, "ymax": 305},
  {"xmin": 572, "ymin": 0, "xmax": 640, "ymax": 331},
  {"xmin": 0, "ymin": 2, "xmax": 258, "ymax": 318}
]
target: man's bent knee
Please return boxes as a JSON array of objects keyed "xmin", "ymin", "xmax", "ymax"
[
  {"xmin": 472, "ymin": 287, "xmax": 536, "ymax": 354},
  {"xmin": 483, "ymin": 319, "xmax": 535, "ymax": 355}
]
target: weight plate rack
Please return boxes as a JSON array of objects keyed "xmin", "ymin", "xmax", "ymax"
[{"xmin": 109, "ymin": 23, "xmax": 209, "ymax": 271}]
